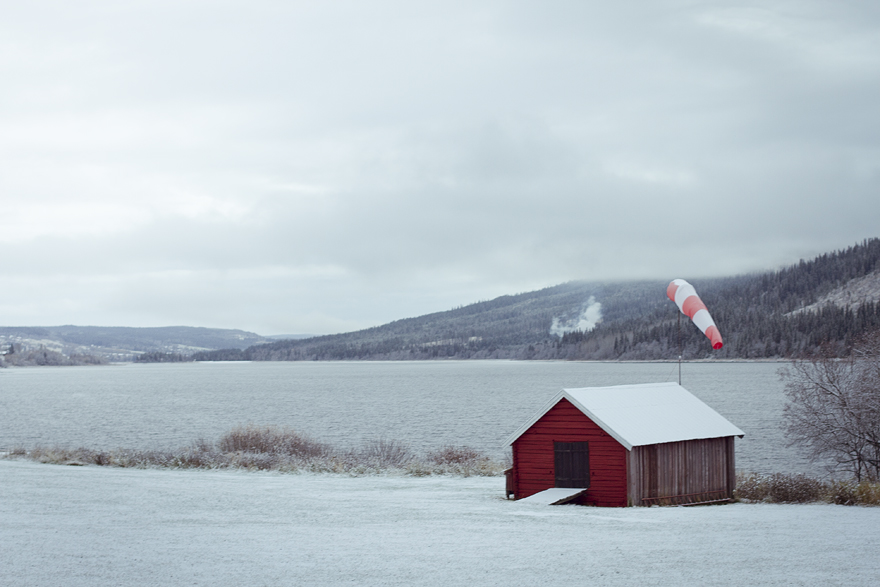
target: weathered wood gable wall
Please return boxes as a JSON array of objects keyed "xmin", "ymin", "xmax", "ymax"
[{"xmin": 626, "ymin": 436, "xmax": 736, "ymax": 506}]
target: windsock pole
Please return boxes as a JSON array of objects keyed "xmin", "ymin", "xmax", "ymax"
[{"xmin": 678, "ymin": 311, "xmax": 682, "ymax": 385}]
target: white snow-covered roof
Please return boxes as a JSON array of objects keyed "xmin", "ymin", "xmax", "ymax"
[{"xmin": 505, "ymin": 382, "xmax": 744, "ymax": 450}]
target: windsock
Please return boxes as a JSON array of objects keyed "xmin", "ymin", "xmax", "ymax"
[{"xmin": 667, "ymin": 279, "xmax": 723, "ymax": 350}]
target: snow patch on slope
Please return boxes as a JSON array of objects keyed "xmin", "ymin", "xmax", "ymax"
[{"xmin": 788, "ymin": 270, "xmax": 880, "ymax": 316}]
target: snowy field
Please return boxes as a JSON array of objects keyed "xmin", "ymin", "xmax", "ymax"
[{"xmin": 2, "ymin": 461, "xmax": 878, "ymax": 586}]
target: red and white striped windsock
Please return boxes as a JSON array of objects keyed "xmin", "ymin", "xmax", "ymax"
[{"xmin": 666, "ymin": 279, "xmax": 723, "ymax": 350}]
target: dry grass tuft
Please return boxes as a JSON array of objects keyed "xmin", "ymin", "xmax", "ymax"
[
  {"xmin": 826, "ymin": 480, "xmax": 880, "ymax": 506},
  {"xmin": 427, "ymin": 446, "xmax": 484, "ymax": 465},
  {"xmin": 2, "ymin": 427, "xmax": 506, "ymax": 477},
  {"xmin": 357, "ymin": 437, "xmax": 413, "ymax": 468},
  {"xmin": 412, "ymin": 445, "xmax": 506, "ymax": 477},
  {"xmin": 736, "ymin": 472, "xmax": 880, "ymax": 505}
]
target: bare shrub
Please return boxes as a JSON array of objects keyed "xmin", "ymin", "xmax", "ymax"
[
  {"xmin": 736, "ymin": 473, "xmax": 823, "ymax": 503},
  {"xmin": 218, "ymin": 425, "xmax": 330, "ymax": 458},
  {"xmin": 133, "ymin": 450, "xmax": 182, "ymax": 469},
  {"xmin": 737, "ymin": 472, "xmax": 880, "ymax": 505},
  {"xmin": 191, "ymin": 437, "xmax": 215, "ymax": 453},
  {"xmin": 827, "ymin": 480, "xmax": 859, "ymax": 505},
  {"xmin": 113, "ymin": 449, "xmax": 154, "ymax": 468},
  {"xmin": 20, "ymin": 446, "xmax": 84, "ymax": 466},
  {"xmin": 230, "ymin": 452, "xmax": 279, "ymax": 470},
  {"xmin": 171, "ymin": 448, "xmax": 215, "ymax": 469},
  {"xmin": 358, "ymin": 437, "xmax": 412, "ymax": 467},
  {"xmin": 734, "ymin": 472, "xmax": 768, "ymax": 501},
  {"xmin": 823, "ymin": 480, "xmax": 880, "ymax": 506},
  {"xmin": 766, "ymin": 473, "xmax": 824, "ymax": 503},
  {"xmin": 855, "ymin": 480, "xmax": 880, "ymax": 505}
]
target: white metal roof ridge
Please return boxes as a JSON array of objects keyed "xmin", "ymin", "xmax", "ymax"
[{"xmin": 505, "ymin": 382, "xmax": 744, "ymax": 450}]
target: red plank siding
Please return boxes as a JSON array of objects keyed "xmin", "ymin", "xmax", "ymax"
[{"xmin": 512, "ymin": 398, "xmax": 628, "ymax": 507}]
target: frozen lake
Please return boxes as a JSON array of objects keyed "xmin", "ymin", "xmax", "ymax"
[{"xmin": 0, "ymin": 360, "xmax": 819, "ymax": 475}]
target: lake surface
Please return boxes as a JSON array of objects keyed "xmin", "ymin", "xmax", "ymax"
[{"xmin": 0, "ymin": 360, "xmax": 822, "ymax": 475}]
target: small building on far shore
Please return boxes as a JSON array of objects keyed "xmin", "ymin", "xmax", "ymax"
[{"xmin": 505, "ymin": 382, "xmax": 744, "ymax": 507}]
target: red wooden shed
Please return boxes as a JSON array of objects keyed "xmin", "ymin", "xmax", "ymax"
[{"xmin": 505, "ymin": 382, "xmax": 744, "ymax": 507}]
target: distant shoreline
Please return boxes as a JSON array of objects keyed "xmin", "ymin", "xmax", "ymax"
[{"xmin": 2, "ymin": 356, "xmax": 795, "ymax": 368}]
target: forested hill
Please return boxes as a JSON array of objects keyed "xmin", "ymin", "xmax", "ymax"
[
  {"xmin": 0, "ymin": 326, "xmax": 270, "ymax": 364},
  {"xmin": 194, "ymin": 238, "xmax": 880, "ymax": 362}
]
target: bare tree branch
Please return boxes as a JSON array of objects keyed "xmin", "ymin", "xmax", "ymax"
[{"xmin": 782, "ymin": 332, "xmax": 880, "ymax": 482}]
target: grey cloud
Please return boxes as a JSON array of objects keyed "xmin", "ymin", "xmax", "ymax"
[{"xmin": 1, "ymin": 1, "xmax": 879, "ymax": 333}]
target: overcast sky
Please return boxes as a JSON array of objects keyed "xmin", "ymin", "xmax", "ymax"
[{"xmin": 2, "ymin": 1, "xmax": 879, "ymax": 335}]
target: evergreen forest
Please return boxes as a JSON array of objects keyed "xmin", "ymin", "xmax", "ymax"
[{"xmin": 192, "ymin": 238, "xmax": 880, "ymax": 362}]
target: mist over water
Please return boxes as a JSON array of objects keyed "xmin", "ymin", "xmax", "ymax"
[{"xmin": 0, "ymin": 360, "xmax": 820, "ymax": 475}]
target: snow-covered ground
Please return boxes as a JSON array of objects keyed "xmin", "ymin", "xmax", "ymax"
[{"xmin": 2, "ymin": 460, "xmax": 878, "ymax": 586}]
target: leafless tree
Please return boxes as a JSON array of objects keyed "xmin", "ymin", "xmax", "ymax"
[{"xmin": 781, "ymin": 333, "xmax": 880, "ymax": 481}]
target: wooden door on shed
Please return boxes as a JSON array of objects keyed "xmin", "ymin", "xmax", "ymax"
[{"xmin": 554, "ymin": 441, "xmax": 590, "ymax": 488}]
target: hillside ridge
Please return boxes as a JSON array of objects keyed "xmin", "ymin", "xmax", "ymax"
[
  {"xmin": 192, "ymin": 238, "xmax": 880, "ymax": 362},
  {"xmin": 0, "ymin": 325, "xmax": 271, "ymax": 365},
  {"xmin": 5, "ymin": 238, "xmax": 879, "ymax": 365}
]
